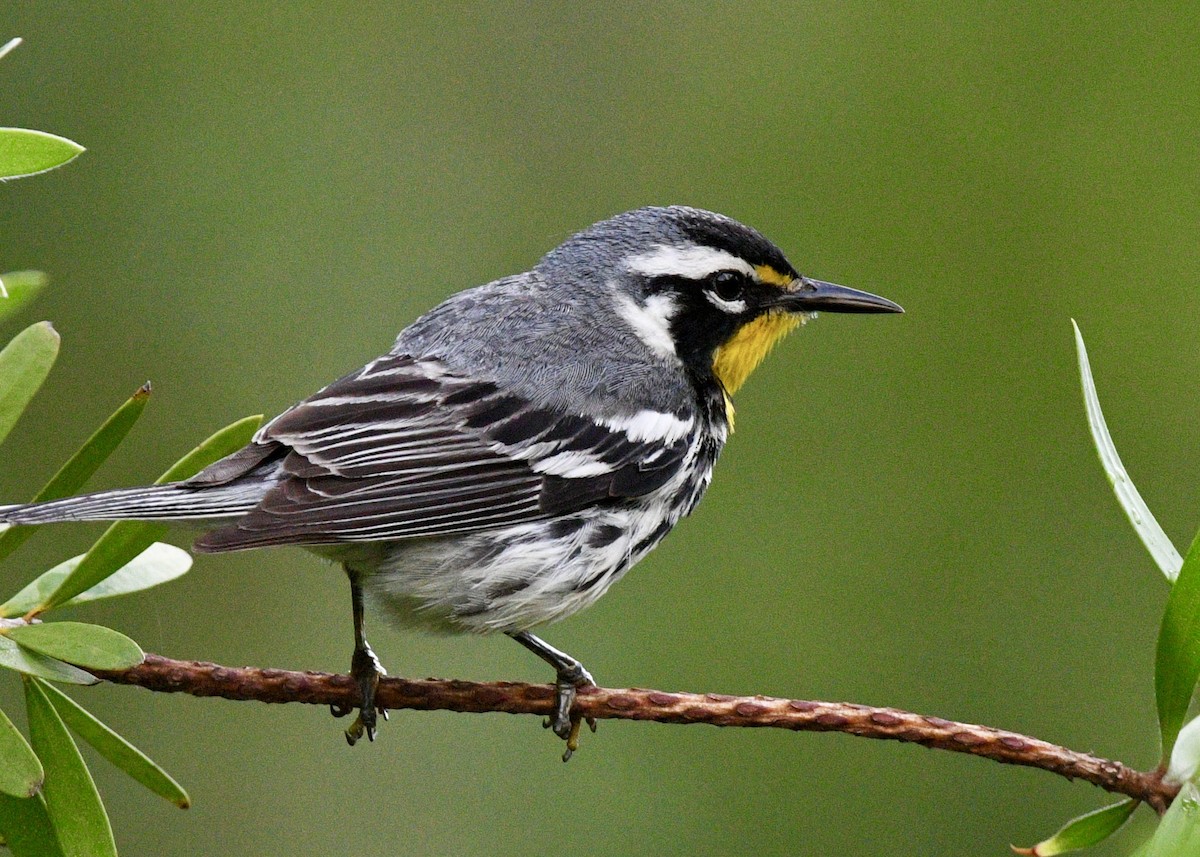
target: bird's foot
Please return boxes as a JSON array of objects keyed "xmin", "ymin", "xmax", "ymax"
[
  {"xmin": 542, "ymin": 663, "xmax": 598, "ymax": 762},
  {"xmin": 331, "ymin": 644, "xmax": 388, "ymax": 746}
]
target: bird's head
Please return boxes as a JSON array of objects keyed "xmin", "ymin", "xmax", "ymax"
[{"xmin": 539, "ymin": 206, "xmax": 902, "ymax": 395}]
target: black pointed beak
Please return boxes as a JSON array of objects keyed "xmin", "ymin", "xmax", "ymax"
[{"xmin": 776, "ymin": 277, "xmax": 904, "ymax": 314}]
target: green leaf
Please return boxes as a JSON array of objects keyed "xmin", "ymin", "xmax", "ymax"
[
  {"xmin": 154, "ymin": 414, "xmax": 263, "ymax": 483},
  {"xmin": 36, "ymin": 414, "xmax": 262, "ymax": 612},
  {"xmin": 1012, "ymin": 799, "xmax": 1138, "ymax": 855},
  {"xmin": 1131, "ymin": 783, "xmax": 1200, "ymax": 857},
  {"xmin": 0, "ymin": 128, "xmax": 84, "ymax": 180},
  {"xmin": 0, "ymin": 271, "xmax": 47, "ymax": 324},
  {"xmin": 0, "ymin": 542, "xmax": 191, "ymax": 618},
  {"xmin": 0, "ymin": 637, "xmax": 96, "ymax": 685},
  {"xmin": 0, "ymin": 383, "xmax": 151, "ymax": 563},
  {"xmin": 0, "ymin": 705, "xmax": 42, "ymax": 798},
  {"xmin": 0, "ymin": 321, "xmax": 59, "ymax": 447},
  {"xmin": 1156, "ymin": 527, "xmax": 1200, "ymax": 757},
  {"xmin": 24, "ymin": 678, "xmax": 116, "ymax": 857},
  {"xmin": 0, "ymin": 791, "xmax": 66, "ymax": 857},
  {"xmin": 1073, "ymin": 321, "xmax": 1182, "ymax": 581},
  {"xmin": 40, "ymin": 682, "xmax": 190, "ymax": 808},
  {"xmin": 1167, "ymin": 715, "xmax": 1200, "ymax": 786},
  {"xmin": 7, "ymin": 622, "xmax": 143, "ymax": 671},
  {"xmin": 0, "ymin": 37, "xmax": 22, "ymax": 63}
]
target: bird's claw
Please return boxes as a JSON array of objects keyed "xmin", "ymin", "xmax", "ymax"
[
  {"xmin": 549, "ymin": 667, "xmax": 597, "ymax": 762},
  {"xmin": 341, "ymin": 644, "xmax": 387, "ymax": 747}
]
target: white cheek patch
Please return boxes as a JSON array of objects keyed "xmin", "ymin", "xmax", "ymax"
[
  {"xmin": 703, "ymin": 290, "xmax": 747, "ymax": 314},
  {"xmin": 614, "ymin": 292, "xmax": 679, "ymax": 359},
  {"xmin": 626, "ymin": 244, "xmax": 756, "ymax": 281}
]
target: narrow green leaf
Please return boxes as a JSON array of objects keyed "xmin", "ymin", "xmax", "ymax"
[
  {"xmin": 0, "ymin": 637, "xmax": 96, "ymax": 685},
  {"xmin": 0, "ymin": 542, "xmax": 191, "ymax": 617},
  {"xmin": 1156, "ymin": 528, "xmax": 1200, "ymax": 757},
  {"xmin": 37, "ymin": 414, "xmax": 262, "ymax": 611},
  {"xmin": 0, "ymin": 705, "xmax": 42, "ymax": 798},
  {"xmin": 1074, "ymin": 321, "xmax": 1182, "ymax": 581},
  {"xmin": 0, "ymin": 321, "xmax": 59, "ymax": 447},
  {"xmin": 0, "ymin": 383, "xmax": 151, "ymax": 562},
  {"xmin": 154, "ymin": 414, "xmax": 263, "ymax": 483},
  {"xmin": 0, "ymin": 37, "xmax": 22, "ymax": 63},
  {"xmin": 1012, "ymin": 799, "xmax": 1138, "ymax": 855},
  {"xmin": 24, "ymin": 678, "xmax": 116, "ymax": 857},
  {"xmin": 0, "ymin": 128, "xmax": 85, "ymax": 179},
  {"xmin": 1131, "ymin": 783, "xmax": 1200, "ymax": 857},
  {"xmin": 8, "ymin": 622, "xmax": 143, "ymax": 671},
  {"xmin": 0, "ymin": 791, "xmax": 67, "ymax": 857},
  {"xmin": 40, "ymin": 682, "xmax": 190, "ymax": 808},
  {"xmin": 0, "ymin": 270, "xmax": 47, "ymax": 324}
]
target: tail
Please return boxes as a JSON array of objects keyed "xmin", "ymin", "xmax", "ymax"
[{"xmin": 0, "ymin": 481, "xmax": 267, "ymax": 526}]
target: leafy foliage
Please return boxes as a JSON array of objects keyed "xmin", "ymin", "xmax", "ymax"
[
  {"xmin": 0, "ymin": 128, "xmax": 84, "ymax": 180},
  {"xmin": 0, "ymin": 271, "xmax": 47, "ymax": 322},
  {"xmin": 1130, "ymin": 785, "xmax": 1200, "ymax": 857},
  {"xmin": 1013, "ymin": 799, "xmax": 1138, "ymax": 856},
  {"xmin": 1072, "ymin": 321, "xmax": 1182, "ymax": 580},
  {"xmin": 24, "ymin": 679, "xmax": 116, "ymax": 857},
  {"xmin": 0, "ymin": 47, "xmax": 244, "ymax": 848},
  {"xmin": 0, "ymin": 321, "xmax": 59, "ymax": 446},
  {"xmin": 0, "ymin": 382, "xmax": 151, "ymax": 562},
  {"xmin": 1018, "ymin": 325, "xmax": 1200, "ymax": 854}
]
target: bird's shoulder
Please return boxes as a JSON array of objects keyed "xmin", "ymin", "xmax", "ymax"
[{"xmin": 394, "ymin": 271, "xmax": 698, "ymax": 416}]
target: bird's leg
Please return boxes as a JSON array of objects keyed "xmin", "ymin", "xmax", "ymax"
[
  {"xmin": 507, "ymin": 631, "xmax": 597, "ymax": 761},
  {"xmin": 330, "ymin": 576, "xmax": 388, "ymax": 745}
]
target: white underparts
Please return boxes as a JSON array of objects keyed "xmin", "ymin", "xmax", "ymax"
[{"xmin": 613, "ymin": 291, "xmax": 678, "ymax": 359}]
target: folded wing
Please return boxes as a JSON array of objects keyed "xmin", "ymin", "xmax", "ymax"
[{"xmin": 192, "ymin": 353, "xmax": 695, "ymax": 551}]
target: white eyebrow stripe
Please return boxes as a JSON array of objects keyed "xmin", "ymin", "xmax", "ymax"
[
  {"xmin": 626, "ymin": 244, "xmax": 755, "ymax": 280},
  {"xmin": 613, "ymin": 292, "xmax": 679, "ymax": 360}
]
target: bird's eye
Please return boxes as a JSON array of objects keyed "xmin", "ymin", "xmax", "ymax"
[{"xmin": 710, "ymin": 271, "xmax": 744, "ymax": 302}]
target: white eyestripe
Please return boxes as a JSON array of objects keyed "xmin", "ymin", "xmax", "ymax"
[
  {"xmin": 626, "ymin": 244, "xmax": 756, "ymax": 281},
  {"xmin": 613, "ymin": 292, "xmax": 679, "ymax": 359}
]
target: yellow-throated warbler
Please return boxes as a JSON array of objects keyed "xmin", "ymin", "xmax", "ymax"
[{"xmin": 0, "ymin": 206, "xmax": 901, "ymax": 757}]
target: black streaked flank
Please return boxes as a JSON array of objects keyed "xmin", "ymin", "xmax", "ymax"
[{"xmin": 586, "ymin": 524, "xmax": 624, "ymax": 549}]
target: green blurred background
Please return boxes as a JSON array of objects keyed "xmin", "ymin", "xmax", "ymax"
[{"xmin": 3, "ymin": 2, "xmax": 1199, "ymax": 854}]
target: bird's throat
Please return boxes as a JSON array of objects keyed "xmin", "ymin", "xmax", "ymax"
[{"xmin": 711, "ymin": 312, "xmax": 804, "ymax": 395}]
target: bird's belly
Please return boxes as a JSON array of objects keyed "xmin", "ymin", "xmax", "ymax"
[{"xmin": 362, "ymin": 460, "xmax": 715, "ymax": 634}]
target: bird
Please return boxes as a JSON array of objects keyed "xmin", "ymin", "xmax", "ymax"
[{"xmin": 0, "ymin": 206, "xmax": 902, "ymax": 758}]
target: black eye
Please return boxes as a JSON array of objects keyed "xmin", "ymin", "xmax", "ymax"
[{"xmin": 710, "ymin": 271, "xmax": 744, "ymax": 302}]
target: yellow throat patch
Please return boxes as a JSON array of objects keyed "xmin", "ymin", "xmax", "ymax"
[
  {"xmin": 711, "ymin": 311, "xmax": 803, "ymax": 395},
  {"xmin": 711, "ymin": 265, "xmax": 804, "ymax": 398}
]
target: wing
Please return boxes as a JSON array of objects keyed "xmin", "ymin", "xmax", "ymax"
[{"xmin": 192, "ymin": 353, "xmax": 697, "ymax": 552}]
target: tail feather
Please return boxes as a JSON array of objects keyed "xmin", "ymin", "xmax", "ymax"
[{"xmin": 0, "ymin": 481, "xmax": 267, "ymax": 525}]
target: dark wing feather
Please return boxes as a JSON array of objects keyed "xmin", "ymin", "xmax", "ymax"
[{"xmin": 193, "ymin": 354, "xmax": 694, "ymax": 552}]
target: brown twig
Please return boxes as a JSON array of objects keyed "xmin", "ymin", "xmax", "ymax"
[{"xmin": 94, "ymin": 653, "xmax": 1177, "ymax": 812}]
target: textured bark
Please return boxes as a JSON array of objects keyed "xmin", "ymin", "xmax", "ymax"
[{"xmin": 93, "ymin": 654, "xmax": 1177, "ymax": 812}]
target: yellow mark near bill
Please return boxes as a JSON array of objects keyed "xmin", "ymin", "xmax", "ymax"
[{"xmin": 754, "ymin": 265, "xmax": 794, "ymax": 288}]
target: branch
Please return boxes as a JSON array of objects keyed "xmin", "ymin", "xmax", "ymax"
[{"xmin": 95, "ymin": 653, "xmax": 1177, "ymax": 812}]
